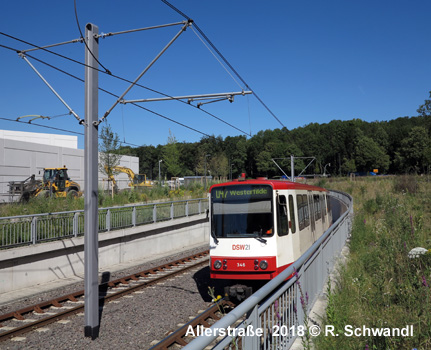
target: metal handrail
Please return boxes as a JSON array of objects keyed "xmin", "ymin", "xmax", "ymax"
[
  {"xmin": 0, "ymin": 198, "xmax": 208, "ymax": 249},
  {"xmin": 183, "ymin": 191, "xmax": 353, "ymax": 350}
]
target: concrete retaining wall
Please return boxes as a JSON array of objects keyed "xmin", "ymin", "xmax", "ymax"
[{"xmin": 0, "ymin": 214, "xmax": 209, "ymax": 295}]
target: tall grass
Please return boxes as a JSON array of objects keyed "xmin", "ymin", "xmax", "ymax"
[
  {"xmin": 0, "ymin": 183, "xmax": 209, "ymax": 217},
  {"xmin": 315, "ymin": 175, "xmax": 431, "ymax": 349}
]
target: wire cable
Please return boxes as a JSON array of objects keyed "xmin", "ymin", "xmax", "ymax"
[
  {"xmin": 0, "ymin": 116, "xmax": 144, "ymax": 148},
  {"xmin": 1, "ymin": 32, "xmax": 249, "ymax": 136},
  {"xmin": 49, "ymin": 112, "xmax": 72, "ymax": 119},
  {"xmin": 0, "ymin": 42, "xmax": 19, "ymax": 53},
  {"xmin": 160, "ymin": 0, "xmax": 286, "ymax": 129},
  {"xmin": 28, "ymin": 53, "xmax": 210, "ymax": 136},
  {"xmin": 0, "ymin": 116, "xmax": 83, "ymax": 136},
  {"xmin": 1, "ymin": 32, "xmax": 87, "ymax": 68},
  {"xmin": 190, "ymin": 26, "xmax": 243, "ymax": 91},
  {"xmin": 0, "ymin": 43, "xmax": 210, "ymax": 137},
  {"xmin": 121, "ymin": 105, "xmax": 126, "ymax": 143},
  {"xmin": 192, "ymin": 22, "xmax": 285, "ymax": 128},
  {"xmin": 73, "ymin": 0, "xmax": 111, "ymax": 75}
]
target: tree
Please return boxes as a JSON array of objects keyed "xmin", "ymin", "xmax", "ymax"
[
  {"xmin": 99, "ymin": 124, "xmax": 122, "ymax": 195},
  {"xmin": 209, "ymin": 153, "xmax": 229, "ymax": 177},
  {"xmin": 399, "ymin": 126, "xmax": 431, "ymax": 173},
  {"xmin": 162, "ymin": 130, "xmax": 182, "ymax": 178},
  {"xmin": 417, "ymin": 91, "xmax": 431, "ymax": 117},
  {"xmin": 256, "ymin": 150, "xmax": 273, "ymax": 175},
  {"xmin": 417, "ymin": 91, "xmax": 431, "ymax": 145},
  {"xmin": 341, "ymin": 158, "xmax": 357, "ymax": 174},
  {"xmin": 99, "ymin": 124, "xmax": 122, "ymax": 177},
  {"xmin": 353, "ymin": 131, "xmax": 390, "ymax": 172},
  {"xmin": 224, "ymin": 136, "xmax": 247, "ymax": 178},
  {"xmin": 179, "ymin": 142, "xmax": 198, "ymax": 176}
]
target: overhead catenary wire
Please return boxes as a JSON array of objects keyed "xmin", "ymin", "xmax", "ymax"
[
  {"xmin": 0, "ymin": 32, "xmax": 86, "ymax": 67},
  {"xmin": 0, "ymin": 116, "xmax": 144, "ymax": 148},
  {"xmin": 0, "ymin": 42, "xmax": 211, "ymax": 138},
  {"xmin": 0, "ymin": 116, "xmax": 84, "ymax": 136},
  {"xmin": 160, "ymin": 0, "xmax": 286, "ymax": 129},
  {"xmin": 19, "ymin": 54, "xmax": 83, "ymax": 124},
  {"xmin": 49, "ymin": 112, "xmax": 72, "ymax": 119},
  {"xmin": 99, "ymin": 20, "xmax": 191, "ymax": 125},
  {"xmin": 1, "ymin": 32, "xmax": 250, "ymax": 136},
  {"xmin": 73, "ymin": 0, "xmax": 111, "ymax": 75},
  {"xmin": 190, "ymin": 26, "xmax": 243, "ymax": 91}
]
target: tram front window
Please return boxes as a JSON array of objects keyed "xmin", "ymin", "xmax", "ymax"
[{"xmin": 211, "ymin": 185, "xmax": 273, "ymax": 238}]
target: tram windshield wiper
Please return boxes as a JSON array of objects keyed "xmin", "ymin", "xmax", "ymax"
[
  {"xmin": 254, "ymin": 229, "xmax": 267, "ymax": 244},
  {"xmin": 211, "ymin": 230, "xmax": 219, "ymax": 245}
]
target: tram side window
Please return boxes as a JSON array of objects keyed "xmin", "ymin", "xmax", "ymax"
[
  {"xmin": 321, "ymin": 195, "xmax": 326, "ymax": 223},
  {"xmin": 314, "ymin": 195, "xmax": 321, "ymax": 220},
  {"xmin": 326, "ymin": 194, "xmax": 331, "ymax": 214},
  {"xmin": 297, "ymin": 195, "xmax": 304, "ymax": 231},
  {"xmin": 303, "ymin": 195, "xmax": 310, "ymax": 228},
  {"xmin": 289, "ymin": 195, "xmax": 296, "ymax": 233},
  {"xmin": 277, "ymin": 195, "xmax": 288, "ymax": 236},
  {"xmin": 297, "ymin": 194, "xmax": 309, "ymax": 230}
]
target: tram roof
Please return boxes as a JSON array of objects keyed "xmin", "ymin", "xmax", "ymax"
[{"xmin": 209, "ymin": 178, "xmax": 328, "ymax": 193}]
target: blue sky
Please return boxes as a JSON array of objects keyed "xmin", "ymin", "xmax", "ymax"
[{"xmin": 1, "ymin": 0, "xmax": 430, "ymax": 149}]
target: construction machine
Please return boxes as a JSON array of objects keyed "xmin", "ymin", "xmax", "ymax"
[
  {"xmin": 104, "ymin": 165, "xmax": 152, "ymax": 190},
  {"xmin": 8, "ymin": 166, "xmax": 82, "ymax": 202}
]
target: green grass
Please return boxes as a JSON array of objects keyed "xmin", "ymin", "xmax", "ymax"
[
  {"xmin": 314, "ymin": 175, "xmax": 431, "ymax": 350},
  {"xmin": 1, "ymin": 183, "xmax": 210, "ymax": 218},
  {"xmin": 1, "ymin": 183, "xmax": 212, "ymax": 247}
]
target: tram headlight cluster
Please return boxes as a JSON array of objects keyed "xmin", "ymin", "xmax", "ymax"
[
  {"xmin": 214, "ymin": 260, "xmax": 222, "ymax": 269},
  {"xmin": 214, "ymin": 259, "xmax": 228, "ymax": 270},
  {"xmin": 253, "ymin": 259, "xmax": 268, "ymax": 270},
  {"xmin": 215, "ymin": 259, "xmax": 268, "ymax": 270}
]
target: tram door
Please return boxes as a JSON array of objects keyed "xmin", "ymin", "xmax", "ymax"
[
  {"xmin": 276, "ymin": 194, "xmax": 290, "ymax": 266},
  {"xmin": 308, "ymin": 192, "xmax": 316, "ymax": 241}
]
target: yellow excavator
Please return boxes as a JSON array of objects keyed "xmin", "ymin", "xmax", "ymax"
[
  {"xmin": 9, "ymin": 166, "xmax": 82, "ymax": 202},
  {"xmin": 104, "ymin": 165, "xmax": 152, "ymax": 191}
]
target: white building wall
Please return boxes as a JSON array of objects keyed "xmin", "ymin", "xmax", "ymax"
[
  {"xmin": 0, "ymin": 137, "xmax": 139, "ymax": 203},
  {"xmin": 0, "ymin": 130, "xmax": 78, "ymax": 149}
]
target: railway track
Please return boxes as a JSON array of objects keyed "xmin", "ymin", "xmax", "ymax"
[
  {"xmin": 149, "ymin": 299, "xmax": 237, "ymax": 350},
  {"xmin": 0, "ymin": 250, "xmax": 209, "ymax": 342}
]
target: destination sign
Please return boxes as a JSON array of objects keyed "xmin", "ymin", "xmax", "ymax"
[{"xmin": 211, "ymin": 185, "xmax": 272, "ymax": 202}]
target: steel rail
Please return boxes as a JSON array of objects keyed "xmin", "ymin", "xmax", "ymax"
[
  {"xmin": 149, "ymin": 299, "xmax": 236, "ymax": 350},
  {"xmin": 0, "ymin": 250, "xmax": 209, "ymax": 342}
]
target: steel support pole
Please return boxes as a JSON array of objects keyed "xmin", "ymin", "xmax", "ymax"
[
  {"xmin": 159, "ymin": 159, "xmax": 162, "ymax": 184},
  {"xmin": 291, "ymin": 155, "xmax": 295, "ymax": 182},
  {"xmin": 84, "ymin": 23, "xmax": 99, "ymax": 339},
  {"xmin": 204, "ymin": 160, "xmax": 207, "ymax": 191}
]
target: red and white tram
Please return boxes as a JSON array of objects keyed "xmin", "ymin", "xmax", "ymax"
[{"xmin": 209, "ymin": 177, "xmax": 332, "ymax": 286}]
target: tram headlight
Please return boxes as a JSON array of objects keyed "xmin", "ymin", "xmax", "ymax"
[
  {"xmin": 213, "ymin": 260, "xmax": 222, "ymax": 269},
  {"xmin": 259, "ymin": 260, "xmax": 268, "ymax": 270}
]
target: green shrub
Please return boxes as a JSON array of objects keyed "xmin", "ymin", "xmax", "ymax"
[
  {"xmin": 393, "ymin": 175, "xmax": 419, "ymax": 194},
  {"xmin": 315, "ymin": 176, "xmax": 431, "ymax": 350}
]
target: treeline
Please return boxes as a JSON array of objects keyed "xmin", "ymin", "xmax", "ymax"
[{"xmin": 119, "ymin": 95, "xmax": 431, "ymax": 180}]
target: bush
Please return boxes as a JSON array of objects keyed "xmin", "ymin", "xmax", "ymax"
[
  {"xmin": 315, "ymin": 177, "xmax": 431, "ymax": 350},
  {"xmin": 393, "ymin": 175, "xmax": 419, "ymax": 194}
]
